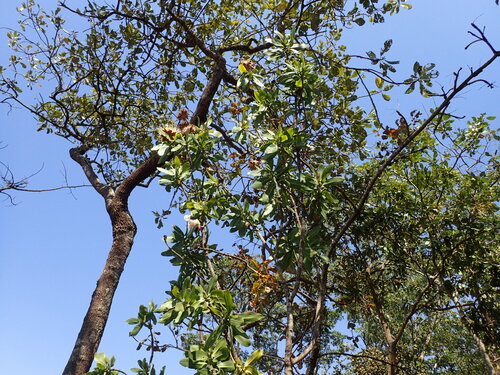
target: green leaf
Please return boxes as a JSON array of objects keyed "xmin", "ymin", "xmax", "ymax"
[
  {"xmin": 234, "ymin": 333, "xmax": 251, "ymax": 346},
  {"xmin": 375, "ymin": 76, "xmax": 383, "ymax": 89},
  {"xmin": 405, "ymin": 83, "xmax": 415, "ymax": 94},
  {"xmin": 254, "ymin": 90, "xmax": 263, "ymax": 103},
  {"xmin": 324, "ymin": 176, "xmax": 344, "ymax": 186},
  {"xmin": 264, "ymin": 143, "xmax": 278, "ymax": 155},
  {"xmin": 238, "ymin": 312, "xmax": 264, "ymax": 324},
  {"xmin": 382, "ymin": 93, "xmax": 391, "ymax": 101},
  {"xmin": 179, "ymin": 358, "xmax": 189, "ymax": 368},
  {"xmin": 244, "ymin": 349, "xmax": 264, "ymax": 367},
  {"xmin": 252, "ymin": 180, "xmax": 263, "ymax": 190},
  {"xmin": 259, "ymin": 193, "xmax": 270, "ymax": 204},
  {"xmin": 413, "ymin": 61, "xmax": 421, "ymax": 73},
  {"xmin": 237, "ymin": 76, "xmax": 250, "ymax": 91},
  {"xmin": 129, "ymin": 324, "xmax": 142, "ymax": 337},
  {"xmin": 193, "ymin": 349, "xmax": 209, "ymax": 363},
  {"xmin": 318, "ymin": 164, "xmax": 334, "ymax": 180},
  {"xmin": 263, "ymin": 204, "xmax": 274, "ymax": 217},
  {"xmin": 253, "ymin": 77, "xmax": 265, "ymax": 88},
  {"xmin": 238, "ymin": 64, "xmax": 247, "ymax": 73},
  {"xmin": 222, "ymin": 290, "xmax": 235, "ymax": 311},
  {"xmin": 219, "ymin": 360, "xmax": 236, "ymax": 370},
  {"xmin": 94, "ymin": 352, "xmax": 107, "ymax": 365}
]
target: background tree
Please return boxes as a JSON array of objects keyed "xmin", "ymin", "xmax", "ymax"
[{"xmin": 1, "ymin": 1, "xmax": 498, "ymax": 375}]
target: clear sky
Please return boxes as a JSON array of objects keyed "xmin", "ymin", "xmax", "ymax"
[{"xmin": 0, "ymin": 1, "xmax": 499, "ymax": 374}]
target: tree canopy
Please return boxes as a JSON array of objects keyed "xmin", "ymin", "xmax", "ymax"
[{"xmin": 1, "ymin": 1, "xmax": 499, "ymax": 375}]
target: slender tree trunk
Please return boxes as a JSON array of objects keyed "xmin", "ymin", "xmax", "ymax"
[
  {"xmin": 365, "ymin": 270, "xmax": 398, "ymax": 375},
  {"xmin": 387, "ymin": 341, "xmax": 397, "ymax": 375},
  {"xmin": 284, "ymin": 307, "xmax": 295, "ymax": 375},
  {"xmin": 63, "ymin": 150, "xmax": 159, "ymax": 375},
  {"xmin": 62, "ymin": 199, "xmax": 136, "ymax": 375}
]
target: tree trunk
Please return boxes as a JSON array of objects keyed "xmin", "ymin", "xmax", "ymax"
[
  {"xmin": 62, "ymin": 200, "xmax": 136, "ymax": 375},
  {"xmin": 63, "ymin": 149, "xmax": 160, "ymax": 375},
  {"xmin": 62, "ymin": 59, "xmax": 225, "ymax": 374},
  {"xmin": 387, "ymin": 341, "xmax": 397, "ymax": 375}
]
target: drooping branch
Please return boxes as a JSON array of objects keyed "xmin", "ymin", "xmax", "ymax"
[
  {"xmin": 218, "ymin": 41, "xmax": 273, "ymax": 54},
  {"xmin": 1, "ymin": 184, "xmax": 90, "ymax": 193}
]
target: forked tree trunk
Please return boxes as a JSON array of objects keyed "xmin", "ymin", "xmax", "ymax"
[{"xmin": 62, "ymin": 61, "xmax": 225, "ymax": 374}]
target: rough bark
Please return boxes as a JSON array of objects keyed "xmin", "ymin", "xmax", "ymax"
[
  {"xmin": 62, "ymin": 150, "xmax": 159, "ymax": 375},
  {"xmin": 62, "ymin": 203, "xmax": 135, "ymax": 375},
  {"xmin": 62, "ymin": 58, "xmax": 226, "ymax": 374}
]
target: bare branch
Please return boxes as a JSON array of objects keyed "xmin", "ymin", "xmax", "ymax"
[
  {"xmin": 3, "ymin": 184, "xmax": 90, "ymax": 193},
  {"xmin": 218, "ymin": 41, "xmax": 273, "ymax": 54},
  {"xmin": 466, "ymin": 23, "xmax": 497, "ymax": 54},
  {"xmin": 69, "ymin": 146, "xmax": 115, "ymax": 201},
  {"xmin": 0, "ymin": 161, "xmax": 89, "ymax": 205}
]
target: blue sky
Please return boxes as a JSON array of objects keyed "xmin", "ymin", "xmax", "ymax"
[{"xmin": 0, "ymin": 1, "xmax": 499, "ymax": 374}]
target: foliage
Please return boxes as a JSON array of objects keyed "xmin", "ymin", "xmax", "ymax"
[
  {"xmin": 86, "ymin": 353, "xmax": 119, "ymax": 375},
  {"xmin": 1, "ymin": 0, "xmax": 499, "ymax": 375}
]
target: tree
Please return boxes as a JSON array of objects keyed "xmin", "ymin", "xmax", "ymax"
[{"xmin": 1, "ymin": 1, "xmax": 498, "ymax": 375}]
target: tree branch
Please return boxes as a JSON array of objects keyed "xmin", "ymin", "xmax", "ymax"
[
  {"xmin": 218, "ymin": 41, "xmax": 273, "ymax": 54},
  {"xmin": 69, "ymin": 146, "xmax": 115, "ymax": 201},
  {"xmin": 327, "ymin": 39, "xmax": 499, "ymax": 260}
]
